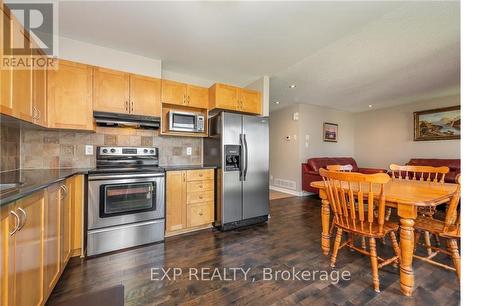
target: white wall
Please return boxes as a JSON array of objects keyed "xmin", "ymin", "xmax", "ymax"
[
  {"xmin": 269, "ymin": 103, "xmax": 356, "ymax": 193},
  {"xmin": 58, "ymin": 36, "xmax": 162, "ymax": 78},
  {"xmin": 353, "ymin": 94, "xmax": 460, "ymax": 169},
  {"xmin": 269, "ymin": 104, "xmax": 301, "ymax": 192},
  {"xmin": 299, "ymin": 104, "xmax": 355, "ymax": 162}
]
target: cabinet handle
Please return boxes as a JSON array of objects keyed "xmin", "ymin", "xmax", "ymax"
[
  {"xmin": 32, "ymin": 106, "xmax": 40, "ymax": 120},
  {"xmin": 17, "ymin": 207, "xmax": 27, "ymax": 231},
  {"xmin": 9, "ymin": 210, "xmax": 20, "ymax": 236},
  {"xmin": 199, "ymin": 195, "xmax": 203, "ymax": 199},
  {"xmin": 183, "ymin": 94, "xmax": 186, "ymax": 105},
  {"xmin": 198, "ymin": 211, "xmax": 204, "ymax": 216},
  {"xmin": 125, "ymin": 100, "xmax": 129, "ymax": 112},
  {"xmin": 187, "ymin": 96, "xmax": 190, "ymax": 105},
  {"xmin": 131, "ymin": 101, "xmax": 134, "ymax": 112},
  {"xmin": 60, "ymin": 185, "xmax": 68, "ymax": 200}
]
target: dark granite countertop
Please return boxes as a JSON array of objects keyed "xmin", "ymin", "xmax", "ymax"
[
  {"xmin": 161, "ymin": 165, "xmax": 217, "ymax": 171},
  {"xmin": 0, "ymin": 168, "xmax": 91, "ymax": 207}
]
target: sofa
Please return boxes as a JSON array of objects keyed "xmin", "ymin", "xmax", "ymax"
[
  {"xmin": 405, "ymin": 158, "xmax": 460, "ymax": 184},
  {"xmin": 301, "ymin": 157, "xmax": 387, "ymax": 193}
]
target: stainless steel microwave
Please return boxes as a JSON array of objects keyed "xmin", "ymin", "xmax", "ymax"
[{"xmin": 168, "ymin": 110, "xmax": 205, "ymax": 133}]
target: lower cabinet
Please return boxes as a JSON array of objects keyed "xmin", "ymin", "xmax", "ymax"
[
  {"xmin": 166, "ymin": 169, "xmax": 214, "ymax": 236},
  {"xmin": 0, "ymin": 175, "xmax": 84, "ymax": 306}
]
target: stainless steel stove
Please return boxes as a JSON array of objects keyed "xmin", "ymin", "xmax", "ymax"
[{"xmin": 86, "ymin": 146, "xmax": 165, "ymax": 256}]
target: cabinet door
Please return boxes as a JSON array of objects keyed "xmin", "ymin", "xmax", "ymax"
[
  {"xmin": 47, "ymin": 60, "xmax": 94, "ymax": 131},
  {"xmin": 11, "ymin": 18, "xmax": 32, "ymax": 122},
  {"xmin": 70, "ymin": 175, "xmax": 84, "ymax": 256},
  {"xmin": 129, "ymin": 74, "xmax": 161, "ymax": 116},
  {"xmin": 0, "ymin": 9, "xmax": 13, "ymax": 116},
  {"xmin": 44, "ymin": 183, "xmax": 62, "ymax": 296},
  {"xmin": 32, "ymin": 49, "xmax": 47, "ymax": 127},
  {"xmin": 239, "ymin": 88, "xmax": 262, "ymax": 115},
  {"xmin": 14, "ymin": 192, "xmax": 45, "ymax": 306},
  {"xmin": 166, "ymin": 171, "xmax": 186, "ymax": 232},
  {"xmin": 161, "ymin": 79, "xmax": 186, "ymax": 106},
  {"xmin": 209, "ymin": 83, "xmax": 239, "ymax": 111},
  {"xmin": 93, "ymin": 67, "xmax": 130, "ymax": 114},
  {"xmin": 0, "ymin": 204, "xmax": 15, "ymax": 306},
  {"xmin": 61, "ymin": 181, "xmax": 72, "ymax": 265},
  {"xmin": 186, "ymin": 85, "xmax": 208, "ymax": 108}
]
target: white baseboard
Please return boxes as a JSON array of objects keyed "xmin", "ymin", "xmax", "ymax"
[{"xmin": 269, "ymin": 185, "xmax": 314, "ymax": 197}]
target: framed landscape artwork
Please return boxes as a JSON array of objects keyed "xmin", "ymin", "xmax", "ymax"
[
  {"xmin": 414, "ymin": 106, "xmax": 460, "ymax": 141},
  {"xmin": 323, "ymin": 122, "xmax": 338, "ymax": 142}
]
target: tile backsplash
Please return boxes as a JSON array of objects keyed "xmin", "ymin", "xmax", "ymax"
[
  {"xmin": 0, "ymin": 122, "xmax": 20, "ymax": 172},
  {"xmin": 20, "ymin": 126, "xmax": 202, "ymax": 169}
]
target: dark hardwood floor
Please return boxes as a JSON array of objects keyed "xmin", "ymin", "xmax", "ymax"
[{"xmin": 47, "ymin": 196, "xmax": 460, "ymax": 306}]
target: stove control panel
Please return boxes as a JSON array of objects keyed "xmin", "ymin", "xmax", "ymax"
[{"xmin": 98, "ymin": 147, "xmax": 157, "ymax": 156}]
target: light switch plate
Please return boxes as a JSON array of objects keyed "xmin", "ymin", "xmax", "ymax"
[
  {"xmin": 85, "ymin": 145, "xmax": 93, "ymax": 155},
  {"xmin": 186, "ymin": 147, "xmax": 192, "ymax": 156}
]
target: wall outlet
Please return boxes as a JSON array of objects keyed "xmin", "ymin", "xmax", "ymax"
[
  {"xmin": 186, "ymin": 147, "xmax": 192, "ymax": 156},
  {"xmin": 85, "ymin": 145, "xmax": 93, "ymax": 155},
  {"xmin": 293, "ymin": 112, "xmax": 299, "ymax": 121}
]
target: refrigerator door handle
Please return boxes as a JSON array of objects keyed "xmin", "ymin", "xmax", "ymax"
[
  {"xmin": 243, "ymin": 134, "xmax": 248, "ymax": 180},
  {"xmin": 240, "ymin": 133, "xmax": 246, "ymax": 181}
]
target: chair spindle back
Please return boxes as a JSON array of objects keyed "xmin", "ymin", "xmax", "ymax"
[
  {"xmin": 319, "ymin": 169, "xmax": 391, "ymax": 235},
  {"xmin": 443, "ymin": 175, "xmax": 461, "ymax": 234},
  {"xmin": 389, "ymin": 164, "xmax": 449, "ymax": 183}
]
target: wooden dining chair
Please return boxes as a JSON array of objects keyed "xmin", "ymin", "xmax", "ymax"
[
  {"xmin": 319, "ymin": 169, "xmax": 400, "ymax": 293},
  {"xmin": 327, "ymin": 164, "xmax": 353, "ymax": 172},
  {"xmin": 389, "ymin": 164, "xmax": 450, "ymax": 248},
  {"xmin": 413, "ymin": 175, "xmax": 461, "ymax": 280}
]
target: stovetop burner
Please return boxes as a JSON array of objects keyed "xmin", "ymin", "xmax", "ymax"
[{"xmin": 90, "ymin": 146, "xmax": 163, "ymax": 175}]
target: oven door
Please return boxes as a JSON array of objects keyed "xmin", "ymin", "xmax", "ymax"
[
  {"xmin": 88, "ymin": 173, "xmax": 165, "ymax": 230},
  {"xmin": 169, "ymin": 111, "xmax": 197, "ymax": 132}
]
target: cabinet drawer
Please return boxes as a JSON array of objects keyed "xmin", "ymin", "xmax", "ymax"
[
  {"xmin": 187, "ymin": 202, "xmax": 213, "ymax": 227},
  {"xmin": 187, "ymin": 180, "xmax": 213, "ymax": 193},
  {"xmin": 186, "ymin": 169, "xmax": 214, "ymax": 181},
  {"xmin": 187, "ymin": 190, "xmax": 214, "ymax": 204}
]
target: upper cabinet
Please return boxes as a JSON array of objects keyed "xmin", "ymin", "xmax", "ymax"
[
  {"xmin": 130, "ymin": 74, "xmax": 161, "ymax": 117},
  {"xmin": 32, "ymin": 49, "xmax": 48, "ymax": 127},
  {"xmin": 94, "ymin": 68, "xmax": 161, "ymax": 117},
  {"xmin": 47, "ymin": 60, "xmax": 94, "ymax": 131},
  {"xmin": 209, "ymin": 83, "xmax": 262, "ymax": 115},
  {"xmin": 93, "ymin": 67, "xmax": 130, "ymax": 114},
  {"xmin": 0, "ymin": 8, "xmax": 13, "ymax": 116},
  {"xmin": 161, "ymin": 80, "xmax": 208, "ymax": 109}
]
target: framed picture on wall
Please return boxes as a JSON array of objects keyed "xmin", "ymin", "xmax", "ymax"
[
  {"xmin": 414, "ymin": 105, "xmax": 460, "ymax": 141},
  {"xmin": 323, "ymin": 122, "xmax": 338, "ymax": 142}
]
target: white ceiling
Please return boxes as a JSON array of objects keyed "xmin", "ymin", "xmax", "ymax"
[{"xmin": 58, "ymin": 1, "xmax": 460, "ymax": 112}]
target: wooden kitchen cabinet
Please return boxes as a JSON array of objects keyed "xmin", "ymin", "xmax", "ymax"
[
  {"xmin": 47, "ymin": 60, "xmax": 94, "ymax": 131},
  {"xmin": 61, "ymin": 181, "xmax": 72, "ymax": 265},
  {"xmin": 1, "ymin": 191, "xmax": 45, "ymax": 306},
  {"xmin": 93, "ymin": 67, "xmax": 130, "ymax": 114},
  {"xmin": 209, "ymin": 83, "xmax": 262, "ymax": 115},
  {"xmin": 45, "ymin": 183, "xmax": 62, "ymax": 297},
  {"xmin": 130, "ymin": 74, "xmax": 161, "ymax": 116},
  {"xmin": 161, "ymin": 79, "xmax": 208, "ymax": 108},
  {"xmin": 69, "ymin": 175, "xmax": 84, "ymax": 256},
  {"xmin": 186, "ymin": 85, "xmax": 209, "ymax": 108},
  {"xmin": 0, "ymin": 8, "xmax": 13, "ymax": 117},
  {"xmin": 166, "ymin": 171, "xmax": 187, "ymax": 232},
  {"xmin": 165, "ymin": 169, "xmax": 214, "ymax": 236},
  {"xmin": 10, "ymin": 17, "xmax": 33, "ymax": 122}
]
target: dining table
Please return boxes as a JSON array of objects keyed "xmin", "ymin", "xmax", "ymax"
[{"xmin": 310, "ymin": 178, "xmax": 459, "ymax": 296}]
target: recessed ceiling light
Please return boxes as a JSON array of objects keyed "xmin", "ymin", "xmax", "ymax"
[
  {"xmin": 289, "ymin": 84, "xmax": 296, "ymax": 88},
  {"xmin": 275, "ymin": 101, "xmax": 280, "ymax": 105},
  {"xmin": 368, "ymin": 104, "xmax": 373, "ymax": 108}
]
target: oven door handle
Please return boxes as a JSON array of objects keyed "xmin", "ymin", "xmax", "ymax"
[{"xmin": 88, "ymin": 173, "xmax": 165, "ymax": 181}]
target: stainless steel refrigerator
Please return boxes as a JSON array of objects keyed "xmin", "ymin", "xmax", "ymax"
[{"xmin": 203, "ymin": 111, "xmax": 269, "ymax": 230}]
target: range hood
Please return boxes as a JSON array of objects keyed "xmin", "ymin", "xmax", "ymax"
[{"xmin": 94, "ymin": 111, "xmax": 160, "ymax": 129}]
